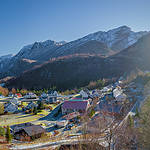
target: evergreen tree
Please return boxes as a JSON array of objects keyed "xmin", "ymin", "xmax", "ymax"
[
  {"xmin": 37, "ymin": 101, "xmax": 44, "ymax": 110},
  {"xmin": 5, "ymin": 126, "xmax": 12, "ymax": 143},
  {"xmin": 33, "ymin": 107, "xmax": 38, "ymax": 115},
  {"xmin": 135, "ymin": 107, "xmax": 140, "ymax": 118}
]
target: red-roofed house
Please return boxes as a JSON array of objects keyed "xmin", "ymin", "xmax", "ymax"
[
  {"xmin": 15, "ymin": 93, "xmax": 22, "ymax": 98},
  {"xmin": 62, "ymin": 100, "xmax": 90, "ymax": 114}
]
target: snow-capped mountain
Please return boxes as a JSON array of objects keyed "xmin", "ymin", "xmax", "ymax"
[
  {"xmin": 6, "ymin": 33, "xmax": 150, "ymax": 90},
  {"xmin": 0, "ymin": 54, "xmax": 13, "ymax": 60},
  {"xmin": 52, "ymin": 26, "xmax": 148, "ymax": 57},
  {"xmin": 15, "ymin": 40, "xmax": 67, "ymax": 60},
  {"xmin": 0, "ymin": 26, "xmax": 148, "ymax": 79},
  {"xmin": 0, "ymin": 54, "xmax": 13, "ymax": 72}
]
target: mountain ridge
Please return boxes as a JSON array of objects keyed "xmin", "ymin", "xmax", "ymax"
[
  {"xmin": 5, "ymin": 33, "xmax": 150, "ymax": 90},
  {"xmin": 0, "ymin": 25, "xmax": 148, "ymax": 80}
]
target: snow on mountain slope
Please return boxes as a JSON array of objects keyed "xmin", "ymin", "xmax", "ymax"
[
  {"xmin": 53, "ymin": 26, "xmax": 148, "ymax": 56},
  {"xmin": 11, "ymin": 25, "xmax": 148, "ymax": 61},
  {"xmin": 0, "ymin": 26, "xmax": 148, "ymax": 79},
  {"xmin": 15, "ymin": 40, "xmax": 67, "ymax": 60},
  {"xmin": 0, "ymin": 54, "xmax": 13, "ymax": 60},
  {"xmin": 0, "ymin": 54, "xmax": 13, "ymax": 72},
  {"xmin": 6, "ymin": 33, "xmax": 150, "ymax": 90}
]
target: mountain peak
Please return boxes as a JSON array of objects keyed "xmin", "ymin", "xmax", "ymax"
[
  {"xmin": 108, "ymin": 25, "xmax": 131, "ymax": 33},
  {"xmin": 116, "ymin": 25, "xmax": 131, "ymax": 30}
]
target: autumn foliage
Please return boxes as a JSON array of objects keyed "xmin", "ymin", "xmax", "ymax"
[
  {"xmin": 11, "ymin": 88, "xmax": 16, "ymax": 94},
  {"xmin": 0, "ymin": 86, "xmax": 9, "ymax": 97}
]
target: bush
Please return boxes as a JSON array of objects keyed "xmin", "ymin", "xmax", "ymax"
[
  {"xmin": 0, "ymin": 103, "xmax": 4, "ymax": 115},
  {"xmin": 89, "ymin": 109, "xmax": 95, "ymax": 118},
  {"xmin": 0, "ymin": 126, "xmax": 5, "ymax": 137}
]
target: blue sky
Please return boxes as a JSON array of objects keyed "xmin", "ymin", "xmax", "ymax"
[{"xmin": 0, "ymin": 0, "xmax": 150, "ymax": 56}]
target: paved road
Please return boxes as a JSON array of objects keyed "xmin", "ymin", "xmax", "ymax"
[{"xmin": 10, "ymin": 136, "xmax": 108, "ymax": 150}]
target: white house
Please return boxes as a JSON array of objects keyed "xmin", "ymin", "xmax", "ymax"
[
  {"xmin": 101, "ymin": 85, "xmax": 113, "ymax": 93},
  {"xmin": 113, "ymin": 87, "xmax": 123, "ymax": 98},
  {"xmin": 115, "ymin": 93, "xmax": 127, "ymax": 102},
  {"xmin": 24, "ymin": 93, "xmax": 37, "ymax": 99},
  {"xmin": 79, "ymin": 90, "xmax": 89, "ymax": 99},
  {"xmin": 47, "ymin": 90, "xmax": 58, "ymax": 103},
  {"xmin": 5, "ymin": 102, "xmax": 18, "ymax": 113}
]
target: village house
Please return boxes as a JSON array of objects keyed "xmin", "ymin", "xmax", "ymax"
[
  {"xmin": 15, "ymin": 93, "xmax": 22, "ymax": 98},
  {"xmin": 47, "ymin": 90, "xmax": 58, "ymax": 103},
  {"xmin": 101, "ymin": 85, "xmax": 113, "ymax": 93},
  {"xmin": 72, "ymin": 94, "xmax": 83, "ymax": 99},
  {"xmin": 62, "ymin": 99, "xmax": 90, "ymax": 114},
  {"xmin": 91, "ymin": 90, "xmax": 100, "ymax": 98},
  {"xmin": 48, "ymin": 90, "xmax": 58, "ymax": 96},
  {"xmin": 115, "ymin": 93, "xmax": 127, "ymax": 102},
  {"xmin": 113, "ymin": 87, "xmax": 127, "ymax": 102},
  {"xmin": 24, "ymin": 93, "xmax": 37, "ymax": 99},
  {"xmin": 11, "ymin": 122, "xmax": 33, "ymax": 133},
  {"xmin": 25, "ymin": 102, "xmax": 37, "ymax": 110},
  {"xmin": 113, "ymin": 87, "xmax": 123, "ymax": 98},
  {"xmin": 5, "ymin": 102, "xmax": 18, "ymax": 113},
  {"xmin": 79, "ymin": 89, "xmax": 90, "ymax": 99},
  {"xmin": 14, "ymin": 125, "xmax": 45, "ymax": 141},
  {"xmin": 41, "ymin": 92, "xmax": 48, "ymax": 99},
  {"xmin": 10, "ymin": 98, "xmax": 20, "ymax": 105}
]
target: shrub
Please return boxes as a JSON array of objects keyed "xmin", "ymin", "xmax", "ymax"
[
  {"xmin": 0, "ymin": 103, "xmax": 4, "ymax": 115},
  {"xmin": 0, "ymin": 126, "xmax": 5, "ymax": 137}
]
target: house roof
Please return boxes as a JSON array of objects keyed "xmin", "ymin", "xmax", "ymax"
[
  {"xmin": 26, "ymin": 102, "xmax": 37, "ymax": 108},
  {"xmin": 16, "ymin": 93, "xmax": 22, "ymax": 97},
  {"xmin": 21, "ymin": 125, "xmax": 45, "ymax": 136},
  {"xmin": 11, "ymin": 122, "xmax": 33, "ymax": 132},
  {"xmin": 48, "ymin": 90, "xmax": 58, "ymax": 95},
  {"xmin": 6, "ymin": 102, "xmax": 17, "ymax": 108},
  {"xmin": 62, "ymin": 100, "xmax": 89, "ymax": 110},
  {"xmin": 72, "ymin": 94, "xmax": 82, "ymax": 99}
]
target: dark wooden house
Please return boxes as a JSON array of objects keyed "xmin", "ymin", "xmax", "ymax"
[{"xmin": 14, "ymin": 125, "xmax": 45, "ymax": 141}]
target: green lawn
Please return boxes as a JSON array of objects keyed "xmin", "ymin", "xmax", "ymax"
[{"xmin": 0, "ymin": 109, "xmax": 50, "ymax": 126}]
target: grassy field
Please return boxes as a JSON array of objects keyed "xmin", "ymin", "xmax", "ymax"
[
  {"xmin": 0, "ymin": 109, "xmax": 50, "ymax": 126},
  {"xmin": 0, "ymin": 98, "xmax": 8, "ymax": 101}
]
